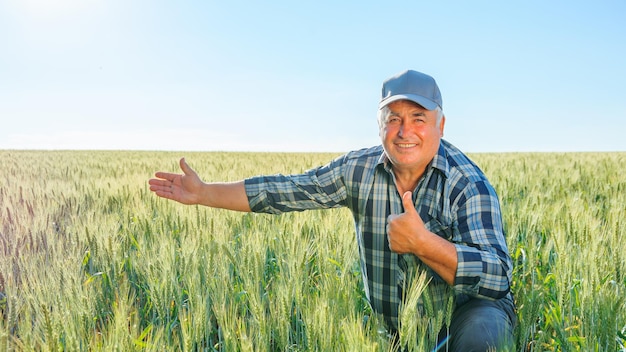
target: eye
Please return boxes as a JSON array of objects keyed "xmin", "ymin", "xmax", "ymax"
[
  {"xmin": 387, "ymin": 116, "xmax": 401, "ymax": 124},
  {"xmin": 412, "ymin": 113, "xmax": 426, "ymax": 123}
]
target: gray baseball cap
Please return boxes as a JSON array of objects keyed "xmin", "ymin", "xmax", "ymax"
[{"xmin": 379, "ymin": 70, "xmax": 442, "ymax": 110}]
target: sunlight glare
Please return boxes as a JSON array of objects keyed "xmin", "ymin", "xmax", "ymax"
[{"xmin": 11, "ymin": 0, "xmax": 100, "ymax": 21}]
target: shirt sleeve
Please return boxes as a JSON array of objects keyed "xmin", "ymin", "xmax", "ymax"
[
  {"xmin": 244, "ymin": 156, "xmax": 348, "ymax": 214},
  {"xmin": 452, "ymin": 180, "xmax": 512, "ymax": 300}
]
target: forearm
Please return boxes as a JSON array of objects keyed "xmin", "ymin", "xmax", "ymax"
[
  {"xmin": 411, "ymin": 230, "xmax": 458, "ymax": 285},
  {"xmin": 413, "ymin": 233, "xmax": 511, "ymax": 299},
  {"xmin": 199, "ymin": 180, "xmax": 251, "ymax": 212}
]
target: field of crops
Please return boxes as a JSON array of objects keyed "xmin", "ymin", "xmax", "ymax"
[{"xmin": 1, "ymin": 150, "xmax": 625, "ymax": 351}]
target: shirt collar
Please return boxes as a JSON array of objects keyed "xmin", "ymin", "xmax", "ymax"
[{"xmin": 431, "ymin": 141, "xmax": 450, "ymax": 178}]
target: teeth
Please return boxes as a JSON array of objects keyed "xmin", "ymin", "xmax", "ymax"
[{"xmin": 397, "ymin": 144, "xmax": 416, "ymax": 148}]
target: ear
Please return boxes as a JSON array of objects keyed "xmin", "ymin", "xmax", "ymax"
[{"xmin": 439, "ymin": 115, "xmax": 446, "ymax": 137}]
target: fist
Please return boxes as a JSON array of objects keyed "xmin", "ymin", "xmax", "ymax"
[{"xmin": 386, "ymin": 191, "xmax": 424, "ymax": 254}]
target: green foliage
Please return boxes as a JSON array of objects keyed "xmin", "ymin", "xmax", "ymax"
[{"xmin": 1, "ymin": 150, "xmax": 625, "ymax": 351}]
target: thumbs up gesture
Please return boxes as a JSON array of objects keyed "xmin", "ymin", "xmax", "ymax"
[{"xmin": 386, "ymin": 191, "xmax": 426, "ymax": 254}]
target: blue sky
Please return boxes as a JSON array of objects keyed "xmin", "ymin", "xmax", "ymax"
[{"xmin": 1, "ymin": 0, "xmax": 625, "ymax": 153}]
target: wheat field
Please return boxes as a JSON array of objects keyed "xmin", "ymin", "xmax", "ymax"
[{"xmin": 1, "ymin": 150, "xmax": 624, "ymax": 351}]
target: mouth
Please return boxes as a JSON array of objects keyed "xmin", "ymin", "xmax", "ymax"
[{"xmin": 396, "ymin": 143, "xmax": 417, "ymax": 149}]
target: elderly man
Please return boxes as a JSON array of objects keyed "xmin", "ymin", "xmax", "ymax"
[{"xmin": 149, "ymin": 70, "xmax": 517, "ymax": 351}]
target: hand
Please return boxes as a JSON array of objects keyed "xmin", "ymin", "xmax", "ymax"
[
  {"xmin": 386, "ymin": 191, "xmax": 426, "ymax": 254},
  {"xmin": 148, "ymin": 158, "xmax": 205, "ymax": 205}
]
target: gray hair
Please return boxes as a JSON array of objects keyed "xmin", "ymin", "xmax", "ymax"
[{"xmin": 377, "ymin": 104, "xmax": 444, "ymax": 129}]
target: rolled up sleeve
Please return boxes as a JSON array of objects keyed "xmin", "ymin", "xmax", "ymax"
[
  {"xmin": 452, "ymin": 181, "xmax": 512, "ymax": 300},
  {"xmin": 245, "ymin": 157, "xmax": 348, "ymax": 214}
]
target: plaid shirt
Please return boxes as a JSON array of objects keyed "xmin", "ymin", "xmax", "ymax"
[{"xmin": 245, "ymin": 139, "xmax": 513, "ymax": 330}]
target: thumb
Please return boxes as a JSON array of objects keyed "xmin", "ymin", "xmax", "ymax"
[
  {"xmin": 179, "ymin": 157, "xmax": 197, "ymax": 176},
  {"xmin": 401, "ymin": 191, "xmax": 416, "ymax": 213}
]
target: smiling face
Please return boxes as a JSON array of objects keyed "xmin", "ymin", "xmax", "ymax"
[{"xmin": 379, "ymin": 100, "xmax": 445, "ymax": 175}]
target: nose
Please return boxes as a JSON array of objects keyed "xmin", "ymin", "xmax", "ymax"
[{"xmin": 397, "ymin": 121, "xmax": 406, "ymax": 138}]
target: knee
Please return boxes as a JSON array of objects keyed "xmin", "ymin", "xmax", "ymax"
[
  {"xmin": 447, "ymin": 301, "xmax": 515, "ymax": 351},
  {"xmin": 449, "ymin": 320, "xmax": 509, "ymax": 351}
]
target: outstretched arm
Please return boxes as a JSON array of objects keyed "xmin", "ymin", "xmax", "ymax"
[{"xmin": 148, "ymin": 158, "xmax": 251, "ymax": 212}]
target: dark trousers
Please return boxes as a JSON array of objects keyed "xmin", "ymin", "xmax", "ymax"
[{"xmin": 435, "ymin": 296, "xmax": 517, "ymax": 351}]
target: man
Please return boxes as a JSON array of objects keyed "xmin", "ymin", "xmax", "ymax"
[{"xmin": 149, "ymin": 70, "xmax": 517, "ymax": 350}]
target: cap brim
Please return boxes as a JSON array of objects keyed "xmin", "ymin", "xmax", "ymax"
[{"xmin": 378, "ymin": 94, "xmax": 439, "ymax": 110}]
